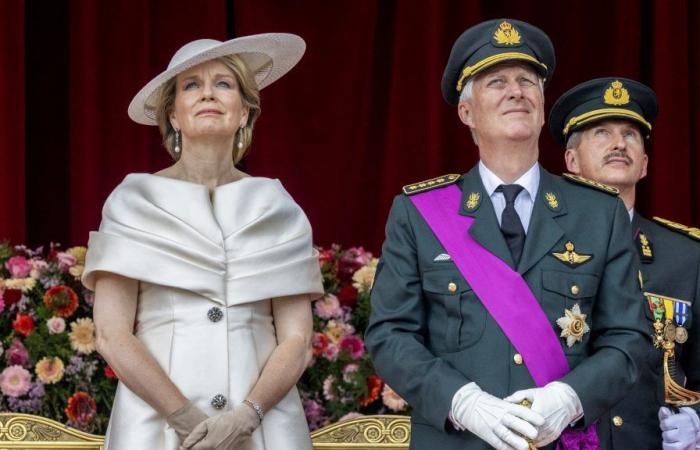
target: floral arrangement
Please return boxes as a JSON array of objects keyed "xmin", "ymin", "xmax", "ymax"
[
  {"xmin": 298, "ymin": 245, "xmax": 409, "ymax": 430},
  {"xmin": 0, "ymin": 242, "xmax": 116, "ymax": 433},
  {"xmin": 0, "ymin": 241, "xmax": 407, "ymax": 435}
]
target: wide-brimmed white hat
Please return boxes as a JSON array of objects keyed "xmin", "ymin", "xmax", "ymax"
[{"xmin": 128, "ymin": 32, "xmax": 305, "ymax": 125}]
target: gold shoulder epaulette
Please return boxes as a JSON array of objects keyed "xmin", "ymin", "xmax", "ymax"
[
  {"xmin": 562, "ymin": 173, "xmax": 619, "ymax": 195},
  {"xmin": 653, "ymin": 217, "xmax": 700, "ymax": 241},
  {"xmin": 402, "ymin": 174, "xmax": 460, "ymax": 195}
]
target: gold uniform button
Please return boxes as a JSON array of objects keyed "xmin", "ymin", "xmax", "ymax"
[
  {"xmin": 448, "ymin": 282, "xmax": 457, "ymax": 293},
  {"xmin": 570, "ymin": 285, "xmax": 580, "ymax": 296},
  {"xmin": 612, "ymin": 416, "xmax": 623, "ymax": 427},
  {"xmin": 513, "ymin": 353, "xmax": 523, "ymax": 365}
]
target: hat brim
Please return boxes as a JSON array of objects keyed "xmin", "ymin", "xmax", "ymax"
[{"xmin": 128, "ymin": 33, "xmax": 305, "ymax": 126}]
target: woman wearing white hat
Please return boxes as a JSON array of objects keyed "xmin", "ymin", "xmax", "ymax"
[{"xmin": 82, "ymin": 33, "xmax": 323, "ymax": 450}]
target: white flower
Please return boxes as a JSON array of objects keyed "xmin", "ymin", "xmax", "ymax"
[
  {"xmin": 351, "ymin": 258, "xmax": 379, "ymax": 293},
  {"xmin": 47, "ymin": 317, "xmax": 66, "ymax": 334}
]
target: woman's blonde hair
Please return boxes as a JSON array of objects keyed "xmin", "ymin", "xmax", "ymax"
[{"xmin": 154, "ymin": 54, "xmax": 261, "ymax": 164}]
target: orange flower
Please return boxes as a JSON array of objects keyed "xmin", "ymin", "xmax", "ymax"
[
  {"xmin": 358, "ymin": 375, "xmax": 383, "ymax": 407},
  {"xmin": 43, "ymin": 285, "xmax": 79, "ymax": 318},
  {"xmin": 12, "ymin": 313, "xmax": 35, "ymax": 337},
  {"xmin": 65, "ymin": 391, "xmax": 96, "ymax": 425},
  {"xmin": 35, "ymin": 356, "xmax": 65, "ymax": 384}
]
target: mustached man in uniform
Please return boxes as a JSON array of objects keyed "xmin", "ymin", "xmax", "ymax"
[
  {"xmin": 550, "ymin": 77, "xmax": 700, "ymax": 450},
  {"xmin": 365, "ymin": 19, "xmax": 648, "ymax": 450}
]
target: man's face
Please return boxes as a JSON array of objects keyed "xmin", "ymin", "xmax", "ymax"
[
  {"xmin": 458, "ymin": 63, "xmax": 545, "ymax": 143},
  {"xmin": 565, "ymin": 120, "xmax": 648, "ymax": 189}
]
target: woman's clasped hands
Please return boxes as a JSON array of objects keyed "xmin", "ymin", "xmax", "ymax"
[{"xmin": 179, "ymin": 403, "xmax": 261, "ymax": 450}]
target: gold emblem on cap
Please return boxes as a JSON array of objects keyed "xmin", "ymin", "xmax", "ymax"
[
  {"xmin": 493, "ymin": 21, "xmax": 522, "ymax": 45},
  {"xmin": 604, "ymin": 80, "xmax": 630, "ymax": 106},
  {"xmin": 545, "ymin": 192, "xmax": 559, "ymax": 209},
  {"xmin": 552, "ymin": 241, "xmax": 593, "ymax": 266},
  {"xmin": 466, "ymin": 192, "xmax": 480, "ymax": 210}
]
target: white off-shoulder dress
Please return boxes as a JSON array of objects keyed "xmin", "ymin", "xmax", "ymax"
[{"xmin": 82, "ymin": 174, "xmax": 323, "ymax": 450}]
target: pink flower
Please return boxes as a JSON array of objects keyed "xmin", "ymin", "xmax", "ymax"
[
  {"xmin": 338, "ymin": 335, "xmax": 365, "ymax": 360},
  {"xmin": 314, "ymin": 295, "xmax": 343, "ymax": 320},
  {"xmin": 5, "ymin": 256, "xmax": 31, "ymax": 278},
  {"xmin": 322, "ymin": 343, "xmax": 339, "ymax": 361},
  {"xmin": 0, "ymin": 294, "xmax": 5, "ymax": 314},
  {"xmin": 342, "ymin": 363, "xmax": 359, "ymax": 383},
  {"xmin": 46, "ymin": 317, "xmax": 66, "ymax": 334},
  {"xmin": 312, "ymin": 332, "xmax": 330, "ymax": 357},
  {"xmin": 56, "ymin": 252, "xmax": 77, "ymax": 271},
  {"xmin": 322, "ymin": 375, "xmax": 337, "ymax": 401},
  {"xmin": 381, "ymin": 384, "xmax": 408, "ymax": 412},
  {"xmin": 0, "ymin": 365, "xmax": 31, "ymax": 397},
  {"xmin": 302, "ymin": 397, "xmax": 329, "ymax": 431},
  {"xmin": 5, "ymin": 338, "xmax": 30, "ymax": 368},
  {"xmin": 29, "ymin": 259, "xmax": 48, "ymax": 279},
  {"xmin": 345, "ymin": 247, "xmax": 373, "ymax": 266},
  {"xmin": 339, "ymin": 412, "xmax": 365, "ymax": 422}
]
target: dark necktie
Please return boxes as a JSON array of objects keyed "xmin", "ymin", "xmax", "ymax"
[{"xmin": 496, "ymin": 184, "xmax": 526, "ymax": 267}]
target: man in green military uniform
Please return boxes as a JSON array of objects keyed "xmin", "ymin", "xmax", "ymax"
[
  {"xmin": 550, "ymin": 77, "xmax": 700, "ymax": 450},
  {"xmin": 365, "ymin": 19, "xmax": 648, "ymax": 450}
]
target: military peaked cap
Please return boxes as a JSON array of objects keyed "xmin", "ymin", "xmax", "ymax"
[
  {"xmin": 441, "ymin": 18, "xmax": 555, "ymax": 106},
  {"xmin": 549, "ymin": 77, "xmax": 658, "ymax": 147}
]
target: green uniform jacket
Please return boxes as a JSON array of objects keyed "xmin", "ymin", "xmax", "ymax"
[
  {"xmin": 365, "ymin": 165, "xmax": 649, "ymax": 450},
  {"xmin": 598, "ymin": 213, "xmax": 700, "ymax": 450}
]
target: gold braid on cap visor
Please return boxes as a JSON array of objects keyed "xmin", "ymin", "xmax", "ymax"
[
  {"xmin": 456, "ymin": 52, "xmax": 548, "ymax": 92},
  {"xmin": 562, "ymin": 108, "xmax": 652, "ymax": 136}
]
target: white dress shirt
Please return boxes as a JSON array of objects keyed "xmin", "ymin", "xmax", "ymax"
[{"xmin": 478, "ymin": 161, "xmax": 540, "ymax": 233}]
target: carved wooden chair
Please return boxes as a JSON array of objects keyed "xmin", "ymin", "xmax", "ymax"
[
  {"xmin": 310, "ymin": 415, "xmax": 410, "ymax": 449},
  {"xmin": 0, "ymin": 413, "xmax": 104, "ymax": 449},
  {"xmin": 0, "ymin": 413, "xmax": 410, "ymax": 450}
]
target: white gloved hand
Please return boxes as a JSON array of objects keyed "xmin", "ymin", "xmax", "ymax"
[
  {"xmin": 659, "ymin": 406, "xmax": 700, "ymax": 450},
  {"xmin": 452, "ymin": 382, "xmax": 545, "ymax": 450},
  {"xmin": 505, "ymin": 381, "xmax": 583, "ymax": 447}
]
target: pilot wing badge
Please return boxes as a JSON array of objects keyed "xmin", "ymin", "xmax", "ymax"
[{"xmin": 552, "ymin": 241, "xmax": 593, "ymax": 268}]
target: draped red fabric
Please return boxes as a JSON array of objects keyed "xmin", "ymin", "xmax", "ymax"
[
  {"xmin": 0, "ymin": 1, "xmax": 25, "ymax": 243},
  {"xmin": 6, "ymin": 1, "xmax": 700, "ymax": 252},
  {"xmin": 67, "ymin": 0, "xmax": 228, "ymax": 246}
]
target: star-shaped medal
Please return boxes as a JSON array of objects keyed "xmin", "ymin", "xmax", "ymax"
[{"xmin": 556, "ymin": 304, "xmax": 590, "ymax": 347}]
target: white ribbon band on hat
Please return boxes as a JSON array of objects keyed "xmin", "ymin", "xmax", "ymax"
[{"xmin": 128, "ymin": 33, "xmax": 305, "ymax": 126}]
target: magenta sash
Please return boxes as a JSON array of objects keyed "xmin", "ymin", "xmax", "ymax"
[{"xmin": 410, "ymin": 184, "xmax": 598, "ymax": 449}]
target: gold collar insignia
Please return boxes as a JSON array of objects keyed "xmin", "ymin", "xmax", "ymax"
[
  {"xmin": 552, "ymin": 241, "xmax": 593, "ymax": 267},
  {"xmin": 603, "ymin": 80, "xmax": 630, "ymax": 106},
  {"xmin": 638, "ymin": 232, "xmax": 654, "ymax": 261},
  {"xmin": 545, "ymin": 192, "xmax": 559, "ymax": 210},
  {"xmin": 465, "ymin": 192, "xmax": 481, "ymax": 211}
]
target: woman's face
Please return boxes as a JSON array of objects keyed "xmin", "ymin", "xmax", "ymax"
[{"xmin": 170, "ymin": 59, "xmax": 248, "ymax": 143}]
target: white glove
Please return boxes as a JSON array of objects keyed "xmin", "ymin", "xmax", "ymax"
[
  {"xmin": 659, "ymin": 406, "xmax": 700, "ymax": 450},
  {"xmin": 452, "ymin": 382, "xmax": 545, "ymax": 450},
  {"xmin": 505, "ymin": 381, "xmax": 583, "ymax": 447}
]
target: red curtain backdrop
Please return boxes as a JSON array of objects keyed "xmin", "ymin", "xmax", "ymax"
[
  {"xmin": 3, "ymin": 0, "xmax": 700, "ymax": 252},
  {"xmin": 0, "ymin": 0, "xmax": 25, "ymax": 243}
]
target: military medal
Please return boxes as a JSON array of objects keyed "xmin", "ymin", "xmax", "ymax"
[
  {"xmin": 556, "ymin": 304, "xmax": 590, "ymax": 347},
  {"xmin": 674, "ymin": 301, "xmax": 690, "ymax": 344},
  {"xmin": 664, "ymin": 322, "xmax": 677, "ymax": 342},
  {"xmin": 675, "ymin": 326, "xmax": 688, "ymax": 344}
]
